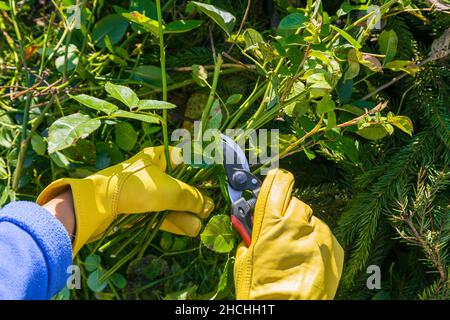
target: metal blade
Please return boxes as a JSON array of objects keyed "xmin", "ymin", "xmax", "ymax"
[
  {"xmin": 220, "ymin": 134, "xmax": 250, "ymax": 171},
  {"xmin": 220, "ymin": 134, "xmax": 250, "ymax": 203}
]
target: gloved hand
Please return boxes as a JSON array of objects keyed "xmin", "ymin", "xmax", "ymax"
[
  {"xmin": 37, "ymin": 146, "xmax": 214, "ymax": 256},
  {"xmin": 234, "ymin": 169, "xmax": 344, "ymax": 300}
]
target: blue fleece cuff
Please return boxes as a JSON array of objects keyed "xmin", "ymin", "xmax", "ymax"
[{"xmin": 0, "ymin": 201, "xmax": 72, "ymax": 298}]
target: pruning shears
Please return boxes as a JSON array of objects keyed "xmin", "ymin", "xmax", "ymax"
[{"xmin": 220, "ymin": 134, "xmax": 262, "ymax": 247}]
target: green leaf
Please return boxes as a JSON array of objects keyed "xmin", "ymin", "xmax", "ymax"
[
  {"xmin": 316, "ymin": 95, "xmax": 336, "ymax": 114},
  {"xmin": 277, "ymin": 12, "xmax": 308, "ymax": 33},
  {"xmin": 92, "ymin": 14, "xmax": 128, "ymax": 48},
  {"xmin": 85, "ymin": 255, "xmax": 101, "ymax": 272},
  {"xmin": 0, "ymin": 158, "xmax": 7, "ymax": 180},
  {"xmin": 130, "ymin": 0, "xmax": 157, "ymax": 19},
  {"xmin": 165, "ymin": 20, "xmax": 203, "ymax": 33},
  {"xmin": 304, "ymin": 148, "xmax": 316, "ymax": 160},
  {"xmin": 344, "ymin": 61, "xmax": 360, "ymax": 80},
  {"xmin": 345, "ymin": 49, "xmax": 360, "ymax": 80},
  {"xmin": 71, "ymin": 94, "xmax": 118, "ymax": 115},
  {"xmin": 205, "ymin": 100, "xmax": 222, "ymax": 130},
  {"xmin": 379, "ymin": 30, "xmax": 398, "ymax": 63},
  {"xmin": 105, "ymin": 82, "xmax": 139, "ymax": 109},
  {"xmin": 359, "ymin": 54, "xmax": 382, "ymax": 73},
  {"xmin": 141, "ymin": 123, "xmax": 161, "ymax": 136},
  {"xmin": 190, "ymin": 1, "xmax": 235, "ymax": 35},
  {"xmin": 326, "ymin": 110, "xmax": 336, "ymax": 129},
  {"xmin": 307, "ymin": 73, "xmax": 332, "ymax": 98},
  {"xmin": 48, "ymin": 113, "xmax": 101, "ymax": 153},
  {"xmin": 112, "ymin": 110, "xmax": 161, "ymax": 124},
  {"xmin": 201, "ymin": 214, "xmax": 235, "ymax": 253},
  {"xmin": 243, "ymin": 28, "xmax": 264, "ymax": 50},
  {"xmin": 388, "ymin": 115, "xmax": 414, "ymax": 136},
  {"xmin": 55, "ymin": 44, "xmax": 79, "ymax": 73},
  {"xmin": 122, "ymin": 11, "xmax": 160, "ymax": 37},
  {"xmin": 0, "ymin": 184, "xmax": 10, "ymax": 207},
  {"xmin": 129, "ymin": 65, "xmax": 165, "ymax": 86},
  {"xmin": 385, "ymin": 60, "xmax": 420, "ymax": 75},
  {"xmin": 171, "ymin": 237, "xmax": 188, "ymax": 251},
  {"xmin": 285, "ymin": 99, "xmax": 309, "ymax": 118},
  {"xmin": 111, "ymin": 273, "xmax": 127, "ymax": 289},
  {"xmin": 325, "ymin": 135, "xmax": 360, "ymax": 163},
  {"xmin": 160, "ymin": 232, "xmax": 173, "ymax": 251},
  {"xmin": 54, "ymin": 287, "xmax": 71, "ymax": 300},
  {"xmin": 0, "ymin": 1, "xmax": 11, "ymax": 10},
  {"xmin": 337, "ymin": 2, "xmax": 355, "ymax": 17},
  {"xmin": 108, "ymin": 54, "xmax": 128, "ymax": 67},
  {"xmin": 192, "ymin": 64, "xmax": 208, "ymax": 87},
  {"xmin": 49, "ymin": 151, "xmax": 71, "ymax": 168},
  {"xmin": 337, "ymin": 79, "xmax": 353, "ymax": 104},
  {"xmin": 31, "ymin": 134, "xmax": 46, "ymax": 156},
  {"xmin": 115, "ymin": 122, "xmax": 138, "ymax": 151},
  {"xmin": 0, "ymin": 112, "xmax": 15, "ymax": 149},
  {"xmin": 330, "ymin": 25, "xmax": 362, "ymax": 49},
  {"xmin": 357, "ymin": 124, "xmax": 389, "ymax": 140},
  {"xmin": 225, "ymin": 94, "xmax": 242, "ymax": 105},
  {"xmin": 87, "ymin": 270, "xmax": 108, "ymax": 293},
  {"xmin": 137, "ymin": 100, "xmax": 176, "ymax": 110}
]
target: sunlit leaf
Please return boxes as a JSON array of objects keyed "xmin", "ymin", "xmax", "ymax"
[
  {"xmin": 330, "ymin": 25, "xmax": 361, "ymax": 49},
  {"xmin": 55, "ymin": 44, "xmax": 79, "ymax": 73},
  {"xmin": 112, "ymin": 110, "xmax": 161, "ymax": 124},
  {"xmin": 105, "ymin": 82, "xmax": 139, "ymax": 109},
  {"xmin": 359, "ymin": 54, "xmax": 382, "ymax": 73},
  {"xmin": 243, "ymin": 28, "xmax": 264, "ymax": 50},
  {"xmin": 31, "ymin": 134, "xmax": 46, "ymax": 156},
  {"xmin": 137, "ymin": 100, "xmax": 176, "ymax": 110},
  {"xmin": 357, "ymin": 124, "xmax": 390, "ymax": 140},
  {"xmin": 122, "ymin": 11, "xmax": 160, "ymax": 37},
  {"xmin": 190, "ymin": 1, "xmax": 235, "ymax": 35},
  {"xmin": 192, "ymin": 64, "xmax": 208, "ymax": 87},
  {"xmin": 388, "ymin": 115, "xmax": 414, "ymax": 136},
  {"xmin": 0, "ymin": 158, "xmax": 7, "ymax": 180},
  {"xmin": 201, "ymin": 215, "xmax": 235, "ymax": 253},
  {"xmin": 71, "ymin": 94, "xmax": 118, "ymax": 115},
  {"xmin": 48, "ymin": 113, "xmax": 101, "ymax": 153},
  {"xmin": 385, "ymin": 60, "xmax": 420, "ymax": 75}
]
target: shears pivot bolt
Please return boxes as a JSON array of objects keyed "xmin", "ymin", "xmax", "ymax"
[{"xmin": 232, "ymin": 171, "xmax": 247, "ymax": 188}]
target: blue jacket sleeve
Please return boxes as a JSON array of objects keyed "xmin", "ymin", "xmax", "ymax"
[{"xmin": 0, "ymin": 201, "xmax": 72, "ymax": 300}]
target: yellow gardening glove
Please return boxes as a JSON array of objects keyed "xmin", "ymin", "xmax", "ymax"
[
  {"xmin": 36, "ymin": 146, "xmax": 214, "ymax": 256},
  {"xmin": 234, "ymin": 169, "xmax": 344, "ymax": 300}
]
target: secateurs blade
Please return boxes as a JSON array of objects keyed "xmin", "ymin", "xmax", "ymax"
[{"xmin": 220, "ymin": 134, "xmax": 261, "ymax": 247}]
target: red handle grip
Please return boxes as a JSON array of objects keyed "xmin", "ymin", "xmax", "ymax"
[{"xmin": 231, "ymin": 215, "xmax": 252, "ymax": 247}]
